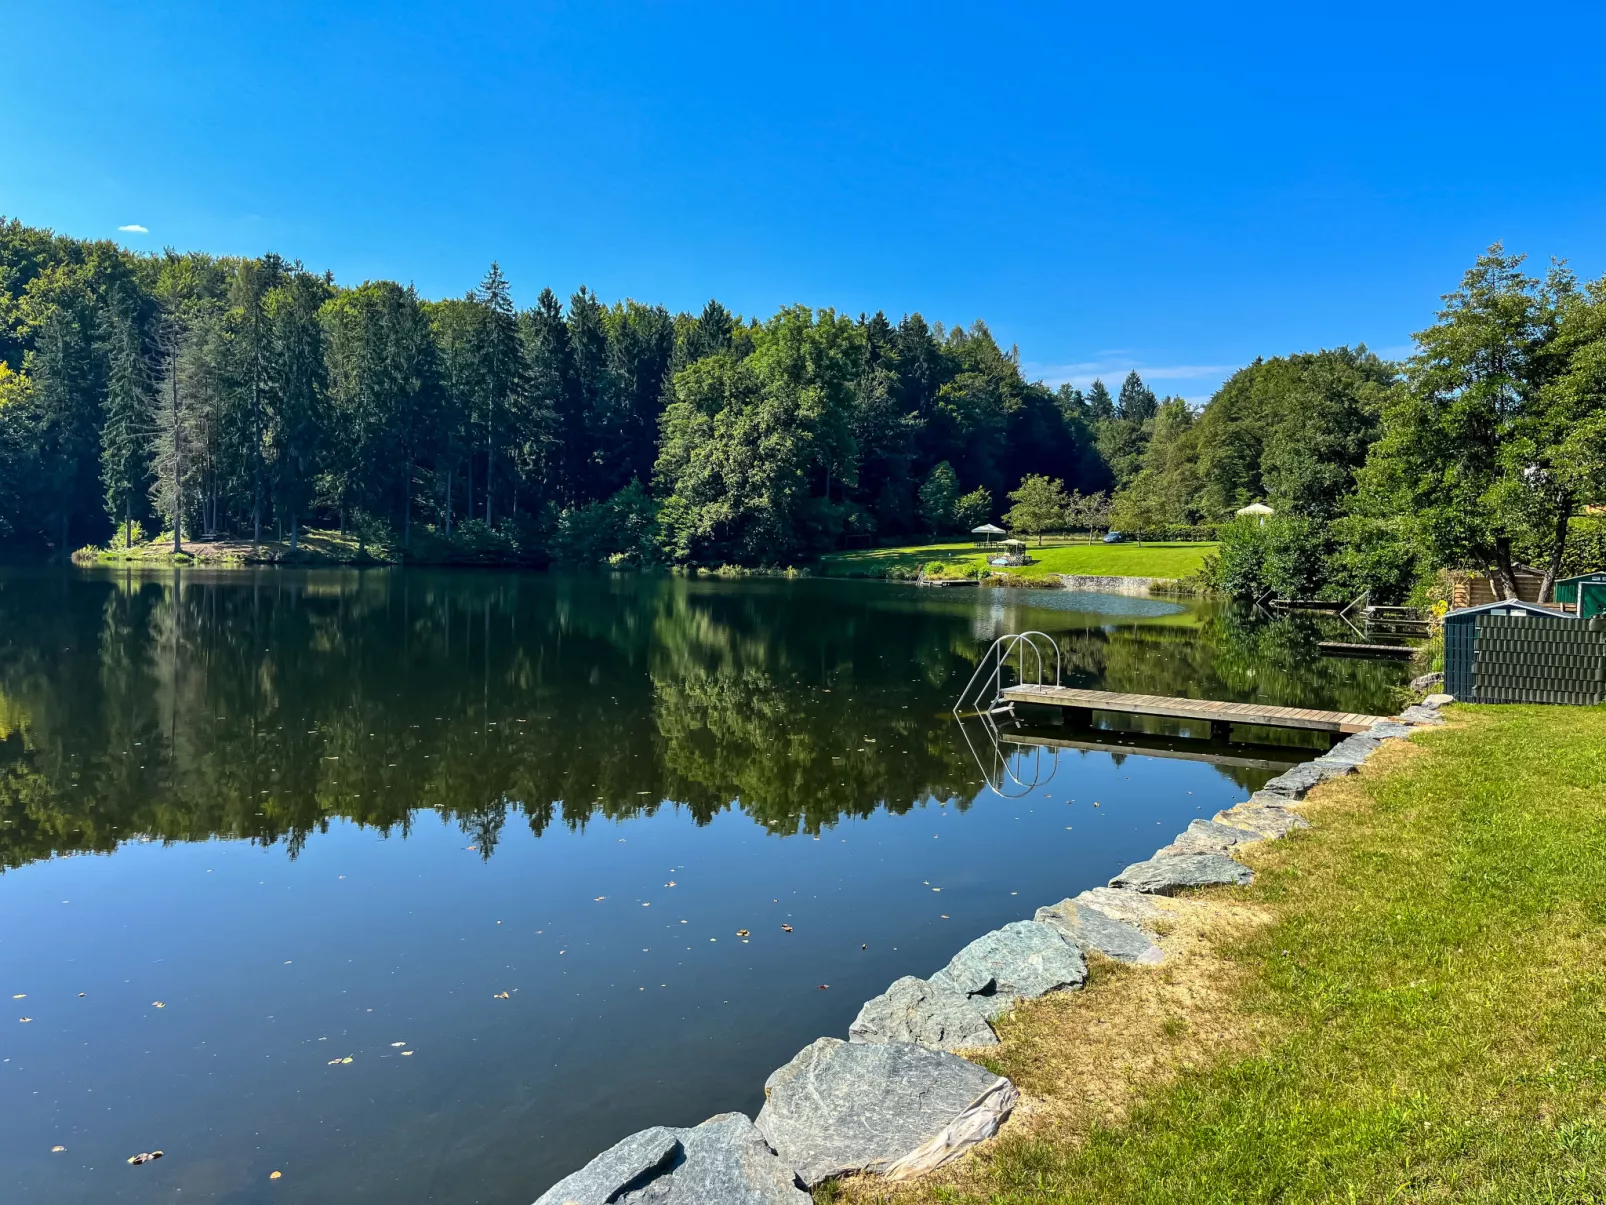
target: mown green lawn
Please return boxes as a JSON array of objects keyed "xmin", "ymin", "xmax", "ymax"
[
  {"xmin": 858, "ymin": 705, "xmax": 1606, "ymax": 1204},
  {"xmin": 815, "ymin": 540, "xmax": 1217, "ymax": 580}
]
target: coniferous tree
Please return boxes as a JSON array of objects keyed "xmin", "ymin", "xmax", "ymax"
[{"xmin": 99, "ymin": 294, "xmax": 153, "ymax": 547}]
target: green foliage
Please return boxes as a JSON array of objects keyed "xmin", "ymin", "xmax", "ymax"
[
  {"xmin": 1005, "ymin": 474, "xmax": 1069, "ymax": 544},
  {"xmin": 918, "ymin": 460, "xmax": 960, "ymax": 532},
  {"xmin": 554, "ymin": 480, "xmax": 660, "ymax": 565},
  {"xmin": 1206, "ymin": 514, "xmax": 1333, "ymax": 599},
  {"xmin": 954, "ymin": 485, "xmax": 992, "ymax": 530}
]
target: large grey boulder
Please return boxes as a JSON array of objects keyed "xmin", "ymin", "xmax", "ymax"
[
  {"xmin": 1257, "ymin": 761, "xmax": 1330, "ymax": 799},
  {"xmin": 929, "ymin": 920, "xmax": 1087, "ymax": 1018},
  {"xmin": 1213, "ymin": 802, "xmax": 1310, "ymax": 840},
  {"xmin": 1109, "ymin": 852, "xmax": 1253, "ymax": 895},
  {"xmin": 536, "ymin": 1114, "xmax": 808, "ymax": 1205},
  {"xmin": 849, "ymin": 975, "xmax": 998, "ymax": 1051},
  {"xmin": 1154, "ymin": 817, "xmax": 1266, "ymax": 858},
  {"xmin": 1422, "ymin": 693, "xmax": 1454, "ymax": 709},
  {"xmin": 1034, "ymin": 898, "xmax": 1164, "ymax": 964},
  {"xmin": 536, "ymin": 1127, "xmax": 680, "ymax": 1205},
  {"xmin": 755, "ymin": 1038, "xmax": 1016, "ymax": 1186}
]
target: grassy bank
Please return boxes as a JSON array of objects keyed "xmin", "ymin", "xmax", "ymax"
[
  {"xmin": 838, "ymin": 704, "xmax": 1606, "ymax": 1203},
  {"xmin": 816, "ymin": 541, "xmax": 1217, "ymax": 581},
  {"xmin": 75, "ymin": 525, "xmax": 541, "ymax": 568}
]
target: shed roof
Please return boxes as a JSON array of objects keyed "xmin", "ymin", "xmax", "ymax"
[{"xmin": 1444, "ymin": 599, "xmax": 1571, "ymax": 623}]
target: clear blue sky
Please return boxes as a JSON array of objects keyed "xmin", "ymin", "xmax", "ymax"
[{"xmin": 5, "ymin": 1, "xmax": 1604, "ymax": 401}]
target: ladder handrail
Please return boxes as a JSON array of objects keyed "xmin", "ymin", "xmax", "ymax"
[{"xmin": 952, "ymin": 630, "xmax": 1061, "ymax": 718}]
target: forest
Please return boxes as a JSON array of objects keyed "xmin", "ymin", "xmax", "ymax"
[{"xmin": 2, "ymin": 217, "xmax": 1604, "ymax": 601}]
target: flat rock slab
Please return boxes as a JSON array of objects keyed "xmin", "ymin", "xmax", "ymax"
[
  {"xmin": 1259, "ymin": 757, "xmax": 1360, "ymax": 798},
  {"xmin": 849, "ymin": 975, "xmax": 998, "ymax": 1051},
  {"xmin": 1035, "ymin": 898, "xmax": 1164, "ymax": 964},
  {"xmin": 1155, "ymin": 817, "xmax": 1266, "ymax": 858},
  {"xmin": 930, "ymin": 920, "xmax": 1087, "ymax": 1017},
  {"xmin": 1213, "ymin": 803, "xmax": 1310, "ymax": 840},
  {"xmin": 1398, "ymin": 704, "xmax": 1445, "ymax": 725},
  {"xmin": 1072, "ymin": 885, "xmax": 1176, "ymax": 934},
  {"xmin": 1324, "ymin": 734, "xmax": 1383, "ymax": 764},
  {"xmin": 1369, "ymin": 720, "xmax": 1415, "ymax": 739},
  {"xmin": 1109, "ymin": 852, "xmax": 1253, "ymax": 895},
  {"xmin": 756, "ymin": 1038, "xmax": 1016, "ymax": 1186},
  {"xmin": 537, "ymin": 1114, "xmax": 808, "ymax": 1205}
]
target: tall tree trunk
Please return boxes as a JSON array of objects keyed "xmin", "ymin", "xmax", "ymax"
[
  {"xmin": 290, "ymin": 513, "xmax": 298, "ymax": 552},
  {"xmin": 486, "ymin": 423, "xmax": 494, "ymax": 527},
  {"xmin": 445, "ymin": 467, "xmax": 453, "ymax": 537},
  {"xmin": 1493, "ymin": 536, "xmax": 1518, "ymax": 601},
  {"xmin": 171, "ymin": 363, "xmax": 183, "ymax": 554},
  {"xmin": 1540, "ymin": 503, "xmax": 1572, "ymax": 603},
  {"xmin": 404, "ymin": 456, "xmax": 413, "ymax": 551},
  {"xmin": 467, "ymin": 456, "xmax": 474, "ymax": 523}
]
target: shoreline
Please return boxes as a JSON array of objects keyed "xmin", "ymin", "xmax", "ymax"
[{"xmin": 533, "ymin": 699, "xmax": 1446, "ymax": 1202}]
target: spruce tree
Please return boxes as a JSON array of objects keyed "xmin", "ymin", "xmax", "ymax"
[{"xmin": 99, "ymin": 295, "xmax": 153, "ymax": 547}]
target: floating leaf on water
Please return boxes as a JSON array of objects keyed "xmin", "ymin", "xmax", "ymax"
[
  {"xmin": 401, "ymin": 1050, "xmax": 414, "ymax": 1056},
  {"xmin": 390, "ymin": 1042, "xmax": 405, "ymax": 1047},
  {"xmin": 78, "ymin": 992, "xmax": 85, "ymax": 997},
  {"xmin": 340, "ymin": 1057, "xmax": 353, "ymax": 1064},
  {"xmin": 18, "ymin": 1017, "xmax": 31, "ymax": 1022},
  {"xmin": 665, "ymin": 881, "xmax": 676, "ymax": 887},
  {"xmin": 736, "ymin": 929, "xmax": 749, "ymax": 938},
  {"xmin": 51, "ymin": 1145, "xmax": 66, "ymax": 1152},
  {"xmin": 127, "ymin": 1151, "xmax": 164, "ymax": 1165},
  {"xmin": 11, "ymin": 994, "xmax": 22, "ymax": 999},
  {"xmin": 270, "ymin": 1170, "xmax": 282, "ymax": 1180},
  {"xmin": 493, "ymin": 991, "xmax": 510, "ymax": 999},
  {"xmin": 152, "ymin": 1002, "xmax": 165, "ymax": 1008},
  {"xmin": 593, "ymin": 896, "xmax": 606, "ymax": 902},
  {"xmin": 781, "ymin": 924, "xmax": 793, "ymax": 933},
  {"xmin": 818, "ymin": 984, "xmax": 829, "ymax": 990}
]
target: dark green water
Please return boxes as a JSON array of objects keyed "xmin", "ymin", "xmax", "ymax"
[{"xmin": 0, "ymin": 569, "xmax": 1404, "ymax": 1203}]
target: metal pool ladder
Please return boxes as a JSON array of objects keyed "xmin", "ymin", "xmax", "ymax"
[{"xmin": 952, "ymin": 630, "xmax": 1061, "ymax": 725}]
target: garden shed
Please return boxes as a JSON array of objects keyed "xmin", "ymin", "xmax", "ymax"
[
  {"xmin": 1444, "ymin": 600, "xmax": 1606, "ymax": 705},
  {"xmin": 1555, "ymin": 571, "xmax": 1606, "ymax": 609}
]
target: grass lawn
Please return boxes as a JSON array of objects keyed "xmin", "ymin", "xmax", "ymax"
[
  {"xmin": 834, "ymin": 704, "xmax": 1606, "ymax": 1203},
  {"xmin": 815, "ymin": 540, "xmax": 1217, "ymax": 581}
]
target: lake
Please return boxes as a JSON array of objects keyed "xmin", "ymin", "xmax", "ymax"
[{"xmin": 0, "ymin": 568, "xmax": 1404, "ymax": 1203}]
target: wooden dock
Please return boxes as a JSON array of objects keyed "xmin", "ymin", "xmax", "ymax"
[{"xmin": 999, "ymin": 684, "xmax": 1391, "ymax": 736}]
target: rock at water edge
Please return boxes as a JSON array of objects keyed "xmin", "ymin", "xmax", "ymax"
[
  {"xmin": 1369, "ymin": 720, "xmax": 1414, "ymax": 739},
  {"xmin": 535, "ymin": 1115, "xmax": 809, "ymax": 1205},
  {"xmin": 1213, "ymin": 804, "xmax": 1309, "ymax": 840},
  {"xmin": 1109, "ymin": 853, "xmax": 1253, "ymax": 895},
  {"xmin": 849, "ymin": 975, "xmax": 999, "ymax": 1051},
  {"xmin": 1034, "ymin": 899, "xmax": 1164, "ymax": 964},
  {"xmin": 626, "ymin": 1113, "xmax": 809, "ymax": 1205},
  {"xmin": 1072, "ymin": 886, "xmax": 1175, "ymax": 934},
  {"xmin": 929, "ymin": 920, "xmax": 1087, "ymax": 1018},
  {"xmin": 1154, "ymin": 817, "xmax": 1267, "ymax": 858},
  {"xmin": 756, "ymin": 1038, "xmax": 1015, "ymax": 1187},
  {"xmin": 535, "ymin": 1127, "xmax": 680, "ymax": 1205}
]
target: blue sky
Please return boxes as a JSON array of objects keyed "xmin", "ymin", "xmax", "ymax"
[{"xmin": 5, "ymin": 1, "xmax": 1605, "ymax": 401}]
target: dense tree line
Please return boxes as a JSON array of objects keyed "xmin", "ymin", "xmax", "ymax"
[
  {"xmin": 0, "ymin": 218, "xmax": 1118, "ymax": 562},
  {"xmin": 4, "ymin": 221, "xmax": 1602, "ymax": 596}
]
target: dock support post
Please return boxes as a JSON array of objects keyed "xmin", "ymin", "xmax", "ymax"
[
  {"xmin": 1210, "ymin": 719, "xmax": 1233, "ymax": 742},
  {"xmin": 1061, "ymin": 705, "xmax": 1093, "ymax": 729}
]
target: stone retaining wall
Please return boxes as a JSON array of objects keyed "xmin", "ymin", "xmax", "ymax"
[
  {"xmin": 533, "ymin": 696, "xmax": 1453, "ymax": 1204},
  {"xmin": 1057, "ymin": 573, "xmax": 1168, "ymax": 594}
]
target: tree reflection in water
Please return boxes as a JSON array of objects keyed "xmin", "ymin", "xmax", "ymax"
[{"xmin": 0, "ymin": 569, "xmax": 1405, "ymax": 872}]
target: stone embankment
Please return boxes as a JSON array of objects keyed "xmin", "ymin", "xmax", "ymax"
[
  {"xmin": 1055, "ymin": 574, "xmax": 1167, "ymax": 594},
  {"xmin": 533, "ymin": 697, "xmax": 1453, "ymax": 1204}
]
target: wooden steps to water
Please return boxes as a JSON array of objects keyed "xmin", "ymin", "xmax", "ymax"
[{"xmin": 998, "ymin": 684, "xmax": 1390, "ymax": 735}]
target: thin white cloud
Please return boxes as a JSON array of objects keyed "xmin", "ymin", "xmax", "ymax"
[
  {"xmin": 118, "ymin": 224, "xmax": 149, "ymax": 234},
  {"xmin": 1023, "ymin": 359, "xmax": 1238, "ymax": 390}
]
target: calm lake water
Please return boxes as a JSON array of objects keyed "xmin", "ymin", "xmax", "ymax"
[{"xmin": 0, "ymin": 568, "xmax": 1404, "ymax": 1203}]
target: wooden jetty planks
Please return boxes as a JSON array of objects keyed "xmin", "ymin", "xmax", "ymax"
[{"xmin": 999, "ymin": 684, "xmax": 1391, "ymax": 734}]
